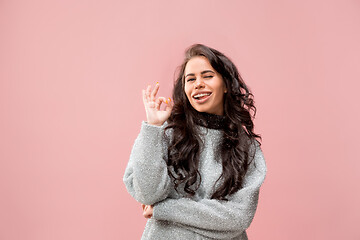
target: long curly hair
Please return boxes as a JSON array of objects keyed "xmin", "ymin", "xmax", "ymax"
[{"xmin": 164, "ymin": 43, "xmax": 261, "ymax": 201}]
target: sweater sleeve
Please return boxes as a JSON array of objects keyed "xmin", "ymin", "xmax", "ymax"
[
  {"xmin": 152, "ymin": 142, "xmax": 267, "ymax": 239},
  {"xmin": 123, "ymin": 121, "xmax": 173, "ymax": 205}
]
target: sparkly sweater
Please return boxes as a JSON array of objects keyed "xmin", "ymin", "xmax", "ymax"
[{"xmin": 123, "ymin": 113, "xmax": 267, "ymax": 240}]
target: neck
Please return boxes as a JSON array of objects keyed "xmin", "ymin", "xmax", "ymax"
[{"xmin": 193, "ymin": 111, "xmax": 227, "ymax": 130}]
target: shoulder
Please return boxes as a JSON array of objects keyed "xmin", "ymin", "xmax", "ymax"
[{"xmin": 248, "ymin": 138, "xmax": 262, "ymax": 156}]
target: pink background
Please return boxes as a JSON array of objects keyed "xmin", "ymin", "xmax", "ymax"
[{"xmin": 1, "ymin": 0, "xmax": 359, "ymax": 239}]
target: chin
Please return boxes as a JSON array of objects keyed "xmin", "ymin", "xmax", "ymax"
[
  {"xmin": 191, "ymin": 105, "xmax": 206, "ymax": 112},
  {"xmin": 195, "ymin": 108, "xmax": 212, "ymax": 114}
]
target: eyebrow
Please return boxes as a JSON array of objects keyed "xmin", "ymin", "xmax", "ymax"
[{"xmin": 185, "ymin": 70, "xmax": 215, "ymax": 78}]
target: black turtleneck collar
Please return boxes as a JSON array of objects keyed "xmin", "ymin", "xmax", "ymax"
[{"xmin": 193, "ymin": 111, "xmax": 228, "ymax": 130}]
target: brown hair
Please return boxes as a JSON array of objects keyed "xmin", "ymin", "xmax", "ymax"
[{"xmin": 164, "ymin": 43, "xmax": 261, "ymax": 200}]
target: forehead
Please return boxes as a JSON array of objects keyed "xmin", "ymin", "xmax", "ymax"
[{"xmin": 184, "ymin": 56, "xmax": 214, "ymax": 74}]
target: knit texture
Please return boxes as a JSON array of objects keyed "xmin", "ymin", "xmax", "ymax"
[{"xmin": 123, "ymin": 119, "xmax": 267, "ymax": 240}]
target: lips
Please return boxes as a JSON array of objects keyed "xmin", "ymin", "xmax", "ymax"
[
  {"xmin": 192, "ymin": 91, "xmax": 212, "ymax": 99},
  {"xmin": 192, "ymin": 91, "xmax": 212, "ymax": 103}
]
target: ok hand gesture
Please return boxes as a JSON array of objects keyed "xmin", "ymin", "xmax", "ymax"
[{"xmin": 142, "ymin": 83, "xmax": 173, "ymax": 126}]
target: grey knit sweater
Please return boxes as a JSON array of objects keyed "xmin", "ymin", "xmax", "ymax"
[{"xmin": 123, "ymin": 120, "xmax": 267, "ymax": 240}]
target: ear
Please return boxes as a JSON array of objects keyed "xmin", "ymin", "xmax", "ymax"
[{"xmin": 224, "ymin": 88, "xmax": 227, "ymax": 93}]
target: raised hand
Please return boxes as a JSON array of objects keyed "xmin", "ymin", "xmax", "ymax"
[{"xmin": 142, "ymin": 83, "xmax": 173, "ymax": 126}]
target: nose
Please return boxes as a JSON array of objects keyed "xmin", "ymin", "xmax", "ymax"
[{"xmin": 194, "ymin": 78, "xmax": 205, "ymax": 89}]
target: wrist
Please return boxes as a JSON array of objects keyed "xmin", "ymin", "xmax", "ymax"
[{"xmin": 146, "ymin": 121, "xmax": 164, "ymax": 127}]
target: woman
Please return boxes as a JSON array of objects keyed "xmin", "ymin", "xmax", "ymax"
[{"xmin": 123, "ymin": 43, "xmax": 267, "ymax": 240}]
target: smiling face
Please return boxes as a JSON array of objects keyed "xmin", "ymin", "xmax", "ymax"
[{"xmin": 184, "ymin": 56, "xmax": 227, "ymax": 115}]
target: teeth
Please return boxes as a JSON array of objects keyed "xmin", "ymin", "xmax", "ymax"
[{"xmin": 194, "ymin": 93, "xmax": 211, "ymax": 98}]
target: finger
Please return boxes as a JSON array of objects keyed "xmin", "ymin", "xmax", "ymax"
[
  {"xmin": 144, "ymin": 211, "xmax": 152, "ymax": 219},
  {"xmin": 146, "ymin": 85, "xmax": 151, "ymax": 102},
  {"xmin": 165, "ymin": 97, "xmax": 174, "ymax": 112},
  {"xmin": 143, "ymin": 207, "xmax": 150, "ymax": 218},
  {"xmin": 142, "ymin": 90, "xmax": 147, "ymax": 105},
  {"xmin": 150, "ymin": 82, "xmax": 160, "ymax": 102},
  {"xmin": 155, "ymin": 97, "xmax": 167, "ymax": 110}
]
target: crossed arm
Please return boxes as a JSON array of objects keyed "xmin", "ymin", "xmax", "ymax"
[
  {"xmin": 124, "ymin": 119, "xmax": 266, "ymax": 239},
  {"xmin": 139, "ymin": 143, "xmax": 267, "ymax": 239}
]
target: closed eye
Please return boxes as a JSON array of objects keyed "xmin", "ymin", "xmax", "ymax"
[{"xmin": 186, "ymin": 76, "xmax": 213, "ymax": 82}]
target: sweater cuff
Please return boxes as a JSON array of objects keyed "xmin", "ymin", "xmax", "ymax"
[
  {"xmin": 140, "ymin": 121, "xmax": 166, "ymax": 140},
  {"xmin": 152, "ymin": 199, "xmax": 168, "ymax": 220},
  {"xmin": 152, "ymin": 197, "xmax": 180, "ymax": 221}
]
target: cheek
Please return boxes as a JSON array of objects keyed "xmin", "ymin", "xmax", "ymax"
[
  {"xmin": 184, "ymin": 86, "xmax": 191, "ymax": 100},
  {"xmin": 217, "ymin": 82, "xmax": 226, "ymax": 94},
  {"xmin": 214, "ymin": 85, "xmax": 225, "ymax": 101}
]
